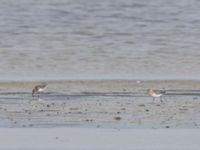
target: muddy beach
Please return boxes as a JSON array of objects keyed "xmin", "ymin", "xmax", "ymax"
[{"xmin": 0, "ymin": 80, "xmax": 199, "ymax": 128}]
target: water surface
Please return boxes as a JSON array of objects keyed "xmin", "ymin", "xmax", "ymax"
[{"xmin": 0, "ymin": 0, "xmax": 200, "ymax": 80}]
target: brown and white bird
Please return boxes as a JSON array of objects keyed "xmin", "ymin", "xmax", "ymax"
[
  {"xmin": 147, "ymin": 89, "xmax": 166, "ymax": 102},
  {"xmin": 32, "ymin": 83, "xmax": 47, "ymax": 98}
]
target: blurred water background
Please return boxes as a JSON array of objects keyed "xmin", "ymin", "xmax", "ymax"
[{"xmin": 0, "ymin": 0, "xmax": 200, "ymax": 81}]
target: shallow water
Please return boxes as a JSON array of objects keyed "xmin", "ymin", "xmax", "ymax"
[{"xmin": 0, "ymin": 0, "xmax": 200, "ymax": 80}]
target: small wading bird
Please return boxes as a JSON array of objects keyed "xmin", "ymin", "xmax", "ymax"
[
  {"xmin": 32, "ymin": 83, "xmax": 47, "ymax": 98},
  {"xmin": 147, "ymin": 89, "xmax": 166, "ymax": 102}
]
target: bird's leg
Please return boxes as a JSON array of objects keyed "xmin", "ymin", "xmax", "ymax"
[
  {"xmin": 32, "ymin": 89, "xmax": 35, "ymax": 98},
  {"xmin": 153, "ymin": 97, "xmax": 155, "ymax": 102},
  {"xmin": 163, "ymin": 95, "xmax": 167, "ymax": 101},
  {"xmin": 37, "ymin": 92, "xmax": 40, "ymax": 98},
  {"xmin": 160, "ymin": 96, "xmax": 164, "ymax": 103}
]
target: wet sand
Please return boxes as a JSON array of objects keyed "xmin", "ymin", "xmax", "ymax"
[
  {"xmin": 1, "ymin": 128, "xmax": 200, "ymax": 150},
  {"xmin": 0, "ymin": 80, "xmax": 200, "ymax": 128}
]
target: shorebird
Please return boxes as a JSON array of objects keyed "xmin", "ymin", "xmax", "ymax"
[
  {"xmin": 147, "ymin": 89, "xmax": 166, "ymax": 102},
  {"xmin": 32, "ymin": 83, "xmax": 47, "ymax": 98}
]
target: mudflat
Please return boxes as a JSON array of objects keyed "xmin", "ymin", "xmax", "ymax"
[{"xmin": 0, "ymin": 80, "xmax": 199, "ymax": 128}]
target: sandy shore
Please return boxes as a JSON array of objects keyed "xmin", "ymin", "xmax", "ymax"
[{"xmin": 0, "ymin": 80, "xmax": 200, "ymax": 128}]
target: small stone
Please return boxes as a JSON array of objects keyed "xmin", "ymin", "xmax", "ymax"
[
  {"xmin": 70, "ymin": 107, "xmax": 78, "ymax": 110},
  {"xmin": 138, "ymin": 104, "xmax": 145, "ymax": 107},
  {"xmin": 114, "ymin": 116, "xmax": 121, "ymax": 120}
]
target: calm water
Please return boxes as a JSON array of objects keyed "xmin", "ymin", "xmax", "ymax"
[{"xmin": 0, "ymin": 0, "xmax": 200, "ymax": 81}]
